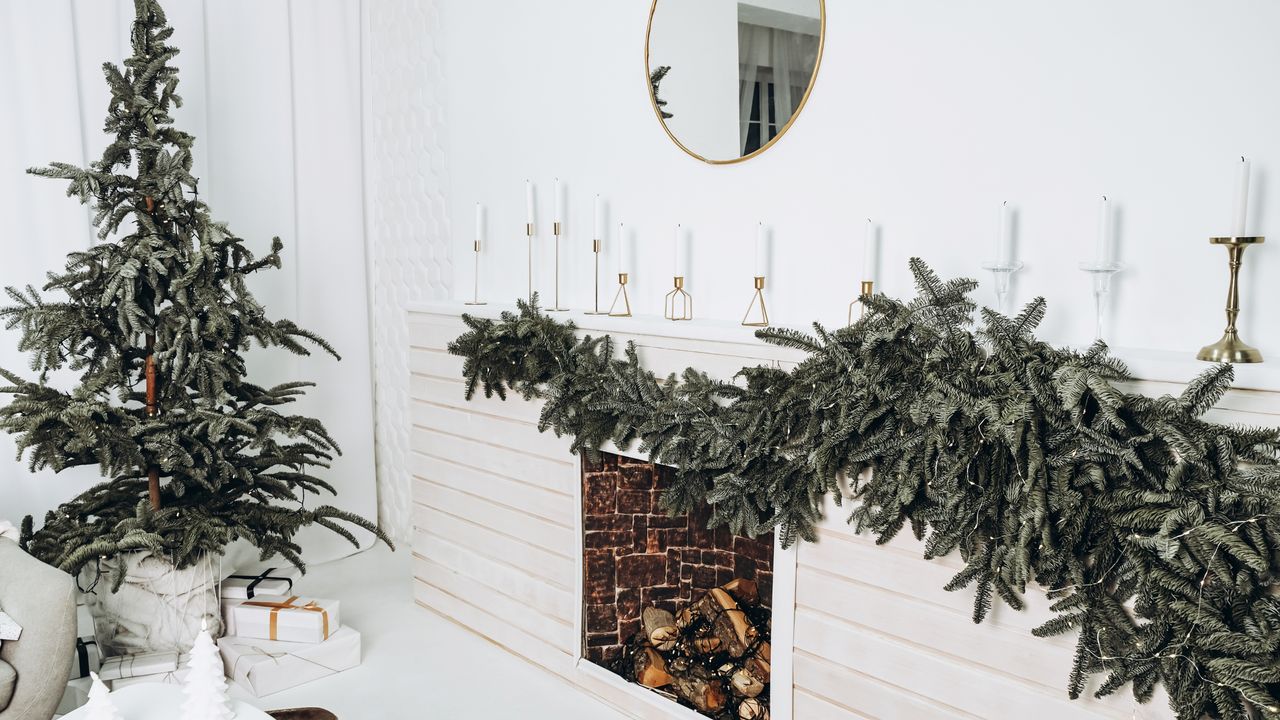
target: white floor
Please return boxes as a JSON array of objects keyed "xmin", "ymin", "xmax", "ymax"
[{"xmin": 233, "ymin": 545, "xmax": 629, "ymax": 719}]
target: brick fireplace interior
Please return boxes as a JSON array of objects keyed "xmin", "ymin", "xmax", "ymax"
[{"xmin": 581, "ymin": 451, "xmax": 775, "ymax": 668}]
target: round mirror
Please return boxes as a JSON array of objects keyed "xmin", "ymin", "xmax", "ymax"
[{"xmin": 645, "ymin": 0, "xmax": 825, "ymax": 164}]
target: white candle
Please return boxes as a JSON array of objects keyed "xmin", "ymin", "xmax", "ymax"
[
  {"xmin": 617, "ymin": 223, "xmax": 628, "ymax": 274},
  {"xmin": 863, "ymin": 219, "xmax": 876, "ymax": 283},
  {"xmin": 996, "ymin": 201, "xmax": 1011, "ymax": 265},
  {"xmin": 554, "ymin": 178, "xmax": 564, "ymax": 227},
  {"xmin": 674, "ymin": 225, "xmax": 686, "ymax": 277},
  {"xmin": 525, "ymin": 180, "xmax": 535, "ymax": 226},
  {"xmin": 475, "ymin": 202, "xmax": 485, "ymax": 249},
  {"xmin": 1095, "ymin": 195, "xmax": 1109, "ymax": 264},
  {"xmin": 1232, "ymin": 156, "xmax": 1251, "ymax": 238},
  {"xmin": 594, "ymin": 195, "xmax": 604, "ymax": 239},
  {"xmin": 754, "ymin": 223, "xmax": 767, "ymax": 277}
]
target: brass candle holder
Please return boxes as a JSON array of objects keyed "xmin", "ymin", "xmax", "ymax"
[
  {"xmin": 525, "ymin": 222, "xmax": 534, "ymax": 303},
  {"xmin": 464, "ymin": 239, "xmax": 486, "ymax": 306},
  {"xmin": 607, "ymin": 272, "xmax": 632, "ymax": 317},
  {"xmin": 848, "ymin": 280, "xmax": 874, "ymax": 325},
  {"xmin": 548, "ymin": 222, "xmax": 569, "ymax": 312},
  {"xmin": 1197, "ymin": 236, "xmax": 1265, "ymax": 363},
  {"xmin": 664, "ymin": 276, "xmax": 692, "ymax": 321},
  {"xmin": 742, "ymin": 276, "xmax": 769, "ymax": 327},
  {"xmin": 584, "ymin": 239, "xmax": 607, "ymax": 315}
]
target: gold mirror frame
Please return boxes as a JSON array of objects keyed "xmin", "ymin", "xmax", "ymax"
[{"xmin": 644, "ymin": 0, "xmax": 826, "ymax": 165}]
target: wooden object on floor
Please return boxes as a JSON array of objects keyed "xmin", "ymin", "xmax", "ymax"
[{"xmin": 266, "ymin": 709, "xmax": 338, "ymax": 720}]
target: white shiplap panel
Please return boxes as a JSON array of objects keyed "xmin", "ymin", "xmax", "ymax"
[
  {"xmin": 413, "ymin": 483, "xmax": 573, "ymax": 557},
  {"xmin": 411, "ymin": 373, "xmax": 547, "ymax": 426},
  {"xmin": 411, "ymin": 513, "xmax": 573, "ymax": 591},
  {"xmin": 413, "ymin": 532, "xmax": 575, "ymax": 625},
  {"xmin": 412, "ymin": 453, "xmax": 574, "ymax": 525},
  {"xmin": 412, "ymin": 399, "xmax": 575, "ymax": 463},
  {"xmin": 793, "ymin": 651, "xmax": 975, "ymax": 720},
  {"xmin": 411, "ymin": 426, "xmax": 574, "ymax": 493}
]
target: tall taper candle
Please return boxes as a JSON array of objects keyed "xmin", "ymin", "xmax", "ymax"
[
  {"xmin": 1095, "ymin": 195, "xmax": 1109, "ymax": 264},
  {"xmin": 617, "ymin": 223, "xmax": 628, "ymax": 273},
  {"xmin": 674, "ymin": 225, "xmax": 687, "ymax": 277},
  {"xmin": 996, "ymin": 201, "xmax": 1011, "ymax": 265},
  {"xmin": 475, "ymin": 202, "xmax": 485, "ymax": 247},
  {"xmin": 1232, "ymin": 156, "xmax": 1251, "ymax": 238},
  {"xmin": 554, "ymin": 178, "xmax": 564, "ymax": 226},
  {"xmin": 863, "ymin": 218, "xmax": 877, "ymax": 283},
  {"xmin": 755, "ymin": 223, "xmax": 767, "ymax": 277},
  {"xmin": 525, "ymin": 180, "xmax": 535, "ymax": 226},
  {"xmin": 594, "ymin": 195, "xmax": 604, "ymax": 239}
]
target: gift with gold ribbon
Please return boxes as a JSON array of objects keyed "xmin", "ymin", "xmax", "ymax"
[
  {"xmin": 218, "ymin": 627, "xmax": 362, "ymax": 697},
  {"xmin": 231, "ymin": 594, "xmax": 340, "ymax": 644}
]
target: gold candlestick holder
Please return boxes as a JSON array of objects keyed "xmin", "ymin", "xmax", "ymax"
[
  {"xmin": 525, "ymin": 223, "xmax": 534, "ymax": 303},
  {"xmin": 464, "ymin": 240, "xmax": 486, "ymax": 306},
  {"xmin": 548, "ymin": 222, "xmax": 569, "ymax": 312},
  {"xmin": 607, "ymin": 272, "xmax": 632, "ymax": 317},
  {"xmin": 1197, "ymin": 236, "xmax": 1265, "ymax": 363},
  {"xmin": 742, "ymin": 276, "xmax": 769, "ymax": 327},
  {"xmin": 664, "ymin": 276, "xmax": 692, "ymax": 321},
  {"xmin": 584, "ymin": 239, "xmax": 607, "ymax": 315},
  {"xmin": 848, "ymin": 280, "xmax": 874, "ymax": 324}
]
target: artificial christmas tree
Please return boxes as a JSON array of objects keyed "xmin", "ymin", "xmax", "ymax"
[{"xmin": 0, "ymin": 0, "xmax": 387, "ymax": 652}]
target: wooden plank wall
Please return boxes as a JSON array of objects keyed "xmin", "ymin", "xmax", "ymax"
[{"xmin": 409, "ymin": 307, "xmax": 1272, "ymax": 719}]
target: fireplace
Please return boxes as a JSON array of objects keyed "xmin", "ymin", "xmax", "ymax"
[{"xmin": 581, "ymin": 451, "xmax": 775, "ymax": 718}]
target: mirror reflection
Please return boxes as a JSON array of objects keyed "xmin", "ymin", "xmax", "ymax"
[{"xmin": 647, "ymin": 1, "xmax": 824, "ymax": 163}]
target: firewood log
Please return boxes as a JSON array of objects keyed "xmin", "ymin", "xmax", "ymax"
[
  {"xmin": 731, "ymin": 667, "xmax": 765, "ymax": 697},
  {"xmin": 694, "ymin": 588, "xmax": 758, "ymax": 658},
  {"xmin": 748, "ymin": 641, "xmax": 772, "ymax": 678},
  {"xmin": 643, "ymin": 607, "xmax": 679, "ymax": 652},
  {"xmin": 692, "ymin": 636, "xmax": 722, "ymax": 654},
  {"xmin": 635, "ymin": 647, "xmax": 674, "ymax": 688},
  {"xmin": 737, "ymin": 697, "xmax": 769, "ymax": 719},
  {"xmin": 722, "ymin": 578, "xmax": 760, "ymax": 606},
  {"xmin": 670, "ymin": 664, "xmax": 727, "ymax": 713}
]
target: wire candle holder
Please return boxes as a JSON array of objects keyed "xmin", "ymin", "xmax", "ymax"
[
  {"xmin": 1197, "ymin": 236, "xmax": 1265, "ymax": 363},
  {"xmin": 664, "ymin": 276, "xmax": 692, "ymax": 321},
  {"xmin": 980, "ymin": 260, "xmax": 1024, "ymax": 315},
  {"xmin": 464, "ymin": 239, "xmax": 486, "ymax": 306},
  {"xmin": 548, "ymin": 222, "xmax": 569, "ymax": 312},
  {"xmin": 848, "ymin": 280, "xmax": 874, "ymax": 325},
  {"xmin": 741, "ymin": 276, "xmax": 769, "ymax": 327},
  {"xmin": 1077, "ymin": 261, "xmax": 1122, "ymax": 342},
  {"xmin": 607, "ymin": 273, "xmax": 632, "ymax": 317}
]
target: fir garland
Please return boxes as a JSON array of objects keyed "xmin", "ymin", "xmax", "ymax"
[{"xmin": 449, "ymin": 260, "xmax": 1280, "ymax": 719}]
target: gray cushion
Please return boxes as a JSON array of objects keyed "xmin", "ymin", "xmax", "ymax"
[
  {"xmin": 0, "ymin": 538, "xmax": 75, "ymax": 720},
  {"xmin": 0, "ymin": 659, "xmax": 14, "ymax": 712}
]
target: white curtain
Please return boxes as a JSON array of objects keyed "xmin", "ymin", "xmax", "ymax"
[
  {"xmin": 0, "ymin": 0, "xmax": 379, "ymax": 565},
  {"xmin": 738, "ymin": 22, "xmax": 820, "ymax": 155}
]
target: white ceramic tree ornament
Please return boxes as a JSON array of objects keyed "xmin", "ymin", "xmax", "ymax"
[
  {"xmin": 84, "ymin": 672, "xmax": 122, "ymax": 720},
  {"xmin": 180, "ymin": 619, "xmax": 235, "ymax": 720}
]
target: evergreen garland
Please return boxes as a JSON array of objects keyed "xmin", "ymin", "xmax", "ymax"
[
  {"xmin": 0, "ymin": 0, "xmax": 389, "ymax": 582},
  {"xmin": 450, "ymin": 261, "xmax": 1280, "ymax": 719}
]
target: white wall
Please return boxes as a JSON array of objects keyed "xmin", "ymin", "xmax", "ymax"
[
  {"xmin": 0, "ymin": 0, "xmax": 378, "ymax": 564},
  {"xmin": 438, "ymin": 0, "xmax": 1280, "ymax": 362}
]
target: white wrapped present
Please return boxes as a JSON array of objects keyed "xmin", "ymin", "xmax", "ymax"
[
  {"xmin": 109, "ymin": 660, "xmax": 189, "ymax": 690},
  {"xmin": 231, "ymin": 595, "xmax": 339, "ymax": 644},
  {"xmin": 220, "ymin": 565, "xmax": 300, "ymax": 600},
  {"xmin": 219, "ymin": 627, "xmax": 361, "ymax": 697},
  {"xmin": 98, "ymin": 650, "xmax": 180, "ymax": 682},
  {"xmin": 69, "ymin": 636, "xmax": 101, "ymax": 679}
]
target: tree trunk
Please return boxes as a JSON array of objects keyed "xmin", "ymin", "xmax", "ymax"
[{"xmin": 143, "ymin": 193, "xmax": 161, "ymax": 510}]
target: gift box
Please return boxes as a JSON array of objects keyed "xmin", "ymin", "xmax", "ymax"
[
  {"xmin": 69, "ymin": 635, "xmax": 101, "ymax": 679},
  {"xmin": 221, "ymin": 565, "xmax": 300, "ymax": 600},
  {"xmin": 55, "ymin": 677, "xmax": 92, "ymax": 716},
  {"xmin": 98, "ymin": 650, "xmax": 180, "ymax": 682},
  {"xmin": 108, "ymin": 659, "xmax": 189, "ymax": 690},
  {"xmin": 231, "ymin": 595, "xmax": 339, "ymax": 644},
  {"xmin": 219, "ymin": 626, "xmax": 361, "ymax": 697}
]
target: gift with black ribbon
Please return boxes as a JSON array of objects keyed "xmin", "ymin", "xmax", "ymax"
[{"xmin": 68, "ymin": 635, "xmax": 101, "ymax": 680}]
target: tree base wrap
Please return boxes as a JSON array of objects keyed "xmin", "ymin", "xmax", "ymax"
[
  {"xmin": 80, "ymin": 551, "xmax": 223, "ymax": 658},
  {"xmin": 232, "ymin": 595, "xmax": 338, "ymax": 644},
  {"xmin": 219, "ymin": 627, "xmax": 361, "ymax": 697}
]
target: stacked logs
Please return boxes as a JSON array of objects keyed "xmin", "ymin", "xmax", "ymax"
[{"xmin": 615, "ymin": 579, "xmax": 771, "ymax": 720}]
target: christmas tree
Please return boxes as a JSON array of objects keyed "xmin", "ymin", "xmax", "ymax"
[
  {"xmin": 180, "ymin": 620, "xmax": 233, "ymax": 720},
  {"xmin": 85, "ymin": 673, "xmax": 122, "ymax": 720},
  {"xmin": 0, "ymin": 0, "xmax": 388, "ymax": 580}
]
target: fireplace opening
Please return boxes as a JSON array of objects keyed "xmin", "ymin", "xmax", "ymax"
[{"xmin": 582, "ymin": 452, "xmax": 775, "ymax": 719}]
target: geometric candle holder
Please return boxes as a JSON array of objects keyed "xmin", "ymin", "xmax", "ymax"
[
  {"xmin": 664, "ymin": 276, "xmax": 692, "ymax": 321},
  {"xmin": 980, "ymin": 259, "xmax": 1025, "ymax": 315},
  {"xmin": 1197, "ymin": 236, "xmax": 1265, "ymax": 363},
  {"xmin": 1077, "ymin": 261, "xmax": 1123, "ymax": 342},
  {"xmin": 607, "ymin": 272, "xmax": 632, "ymax": 317},
  {"xmin": 741, "ymin": 276, "xmax": 769, "ymax": 327},
  {"xmin": 848, "ymin": 280, "xmax": 874, "ymax": 325}
]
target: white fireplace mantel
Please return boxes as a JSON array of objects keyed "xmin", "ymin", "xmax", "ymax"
[{"xmin": 405, "ymin": 300, "xmax": 1279, "ymax": 719}]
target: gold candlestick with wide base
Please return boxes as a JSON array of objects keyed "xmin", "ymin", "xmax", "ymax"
[
  {"xmin": 742, "ymin": 276, "xmax": 769, "ymax": 327},
  {"xmin": 548, "ymin": 222, "xmax": 569, "ymax": 312},
  {"xmin": 584, "ymin": 239, "xmax": 607, "ymax": 315},
  {"xmin": 607, "ymin": 273, "xmax": 632, "ymax": 317},
  {"xmin": 464, "ymin": 240, "xmax": 486, "ymax": 306},
  {"xmin": 1197, "ymin": 236, "xmax": 1265, "ymax": 363},
  {"xmin": 849, "ymin": 280, "xmax": 874, "ymax": 325},
  {"xmin": 664, "ymin": 276, "xmax": 692, "ymax": 321}
]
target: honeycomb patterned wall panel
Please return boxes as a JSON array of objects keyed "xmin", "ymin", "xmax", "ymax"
[{"xmin": 365, "ymin": 0, "xmax": 453, "ymax": 541}]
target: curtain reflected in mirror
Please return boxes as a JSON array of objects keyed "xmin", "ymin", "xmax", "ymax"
[{"xmin": 647, "ymin": 1, "xmax": 824, "ymax": 164}]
